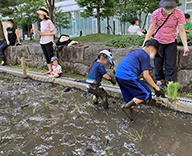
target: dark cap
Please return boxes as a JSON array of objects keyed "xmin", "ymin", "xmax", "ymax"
[
  {"xmin": 159, "ymin": 0, "xmax": 179, "ymax": 7},
  {"xmin": 144, "ymin": 39, "xmax": 162, "ymax": 57}
]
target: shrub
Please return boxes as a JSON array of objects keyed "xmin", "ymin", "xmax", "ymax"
[
  {"xmin": 104, "ymin": 35, "xmax": 146, "ymax": 48},
  {"xmin": 177, "ymin": 34, "xmax": 192, "ymax": 46},
  {"xmin": 166, "ymin": 82, "xmax": 181, "ymax": 101}
]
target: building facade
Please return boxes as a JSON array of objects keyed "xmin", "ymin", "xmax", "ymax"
[{"xmin": 53, "ymin": 0, "xmax": 192, "ymax": 37}]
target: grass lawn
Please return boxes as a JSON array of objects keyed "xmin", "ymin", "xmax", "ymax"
[{"xmin": 72, "ymin": 33, "xmax": 121, "ymax": 43}]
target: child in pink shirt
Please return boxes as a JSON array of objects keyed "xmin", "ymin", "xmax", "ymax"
[{"xmin": 36, "ymin": 7, "xmax": 56, "ymax": 75}]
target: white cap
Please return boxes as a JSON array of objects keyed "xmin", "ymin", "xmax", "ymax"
[{"xmin": 99, "ymin": 50, "xmax": 113, "ymax": 66}]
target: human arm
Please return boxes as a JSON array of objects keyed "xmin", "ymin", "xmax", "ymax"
[
  {"xmin": 142, "ymin": 23, "xmax": 156, "ymax": 46},
  {"xmin": 143, "ymin": 70, "xmax": 159, "ymax": 91},
  {"xmin": 185, "ymin": 30, "xmax": 191, "ymax": 33},
  {"xmin": 103, "ymin": 74, "xmax": 116, "ymax": 85},
  {"xmin": 15, "ymin": 29, "xmax": 21, "ymax": 44},
  {"xmin": 4, "ymin": 31, "xmax": 10, "ymax": 45},
  {"xmin": 38, "ymin": 31, "xmax": 56, "ymax": 36},
  {"xmin": 38, "ymin": 20, "xmax": 56, "ymax": 36},
  {"xmin": 178, "ymin": 24, "xmax": 189, "ymax": 56}
]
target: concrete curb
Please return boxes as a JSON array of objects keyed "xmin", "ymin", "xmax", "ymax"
[{"xmin": 0, "ymin": 66, "xmax": 192, "ymax": 114}]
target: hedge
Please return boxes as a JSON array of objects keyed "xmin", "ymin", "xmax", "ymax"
[{"xmin": 104, "ymin": 34, "xmax": 192, "ymax": 48}]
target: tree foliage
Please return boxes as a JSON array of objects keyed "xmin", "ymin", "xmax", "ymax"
[
  {"xmin": 75, "ymin": 0, "xmax": 116, "ymax": 33},
  {"xmin": 53, "ymin": 6, "xmax": 70, "ymax": 35}
]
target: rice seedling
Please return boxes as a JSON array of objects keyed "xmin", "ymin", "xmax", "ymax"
[
  {"xmin": 123, "ymin": 127, "xmax": 145, "ymax": 143},
  {"xmin": 166, "ymin": 82, "xmax": 181, "ymax": 102},
  {"xmin": 56, "ymin": 95, "xmax": 60, "ymax": 104},
  {"xmin": 70, "ymin": 101, "xmax": 89, "ymax": 113},
  {"xmin": 100, "ymin": 146, "xmax": 129, "ymax": 156},
  {"xmin": 45, "ymin": 118, "xmax": 60, "ymax": 121}
]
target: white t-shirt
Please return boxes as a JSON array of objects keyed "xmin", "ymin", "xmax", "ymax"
[
  {"xmin": 128, "ymin": 25, "xmax": 143, "ymax": 36},
  {"xmin": 52, "ymin": 65, "xmax": 62, "ymax": 74}
]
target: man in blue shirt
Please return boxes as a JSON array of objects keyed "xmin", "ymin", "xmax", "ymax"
[{"xmin": 115, "ymin": 39, "xmax": 165, "ymax": 120}]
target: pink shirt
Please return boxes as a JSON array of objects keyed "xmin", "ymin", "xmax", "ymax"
[
  {"xmin": 128, "ymin": 25, "xmax": 141, "ymax": 35},
  {"xmin": 150, "ymin": 8, "xmax": 185, "ymax": 44},
  {"xmin": 40, "ymin": 19, "xmax": 56, "ymax": 44}
]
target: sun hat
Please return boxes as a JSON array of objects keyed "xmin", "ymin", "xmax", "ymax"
[
  {"xmin": 159, "ymin": 0, "xmax": 179, "ymax": 7},
  {"xmin": 144, "ymin": 39, "xmax": 162, "ymax": 57},
  {"xmin": 36, "ymin": 6, "xmax": 50, "ymax": 19},
  {"xmin": 51, "ymin": 57, "xmax": 59, "ymax": 63},
  {"xmin": 100, "ymin": 50, "xmax": 114, "ymax": 66}
]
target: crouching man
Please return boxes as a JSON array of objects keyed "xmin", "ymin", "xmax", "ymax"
[
  {"xmin": 115, "ymin": 39, "xmax": 165, "ymax": 121},
  {"xmin": 0, "ymin": 19, "xmax": 21, "ymax": 66}
]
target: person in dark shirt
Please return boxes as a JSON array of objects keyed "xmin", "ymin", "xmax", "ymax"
[
  {"xmin": 86, "ymin": 50, "xmax": 116, "ymax": 109},
  {"xmin": 0, "ymin": 19, "xmax": 21, "ymax": 66},
  {"xmin": 115, "ymin": 39, "xmax": 165, "ymax": 121}
]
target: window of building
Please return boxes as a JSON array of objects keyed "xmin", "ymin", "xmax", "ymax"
[{"xmin": 186, "ymin": 0, "xmax": 192, "ymax": 11}]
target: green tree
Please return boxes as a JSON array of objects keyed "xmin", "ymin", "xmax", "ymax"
[
  {"xmin": 75, "ymin": 0, "xmax": 115, "ymax": 34},
  {"xmin": 9, "ymin": 0, "xmax": 46, "ymax": 39},
  {"xmin": 53, "ymin": 6, "xmax": 70, "ymax": 35}
]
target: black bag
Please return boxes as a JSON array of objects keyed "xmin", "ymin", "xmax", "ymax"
[
  {"xmin": 152, "ymin": 12, "xmax": 173, "ymax": 38},
  {"xmin": 56, "ymin": 34, "xmax": 72, "ymax": 52}
]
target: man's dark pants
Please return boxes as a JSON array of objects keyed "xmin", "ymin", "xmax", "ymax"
[
  {"xmin": 154, "ymin": 42, "xmax": 177, "ymax": 82},
  {"xmin": 0, "ymin": 40, "xmax": 8, "ymax": 62}
]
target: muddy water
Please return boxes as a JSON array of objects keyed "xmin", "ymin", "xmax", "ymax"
[{"xmin": 0, "ymin": 73, "xmax": 192, "ymax": 156}]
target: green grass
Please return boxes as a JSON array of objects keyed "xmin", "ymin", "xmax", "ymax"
[
  {"xmin": 166, "ymin": 82, "xmax": 181, "ymax": 101},
  {"xmin": 123, "ymin": 128, "xmax": 145, "ymax": 143},
  {"xmin": 72, "ymin": 33, "xmax": 121, "ymax": 43}
]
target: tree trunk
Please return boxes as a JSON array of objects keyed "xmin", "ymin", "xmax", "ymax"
[
  {"xmin": 107, "ymin": 17, "xmax": 110, "ymax": 34},
  {"xmin": 139, "ymin": 12, "xmax": 142, "ymax": 28},
  {"xmin": 45, "ymin": 0, "xmax": 55, "ymax": 22},
  {"xmin": 97, "ymin": 7, "xmax": 101, "ymax": 34},
  {"xmin": 123, "ymin": 22, "xmax": 125, "ymax": 35},
  {"xmin": 0, "ymin": 21, "xmax": 4, "ymax": 38},
  {"xmin": 120, "ymin": 21, "xmax": 123, "ymax": 35},
  {"xmin": 22, "ymin": 27, "xmax": 25, "ymax": 40},
  {"xmin": 142, "ymin": 13, "xmax": 149, "ymax": 30}
]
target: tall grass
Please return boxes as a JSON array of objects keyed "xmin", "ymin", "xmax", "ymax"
[{"xmin": 166, "ymin": 82, "xmax": 180, "ymax": 101}]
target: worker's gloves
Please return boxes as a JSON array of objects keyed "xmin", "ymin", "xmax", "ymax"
[{"xmin": 154, "ymin": 87, "xmax": 166, "ymax": 98}]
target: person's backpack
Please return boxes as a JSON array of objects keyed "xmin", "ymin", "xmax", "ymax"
[{"xmin": 56, "ymin": 34, "xmax": 72, "ymax": 52}]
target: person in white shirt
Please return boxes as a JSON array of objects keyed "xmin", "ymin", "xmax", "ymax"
[
  {"xmin": 128, "ymin": 17, "xmax": 144, "ymax": 36},
  {"xmin": 48, "ymin": 57, "xmax": 62, "ymax": 78}
]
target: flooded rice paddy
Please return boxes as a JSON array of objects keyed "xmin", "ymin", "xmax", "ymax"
[{"xmin": 0, "ymin": 73, "xmax": 192, "ymax": 156}]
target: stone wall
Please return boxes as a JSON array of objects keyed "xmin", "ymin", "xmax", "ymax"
[{"xmin": 5, "ymin": 45, "xmax": 192, "ymax": 92}]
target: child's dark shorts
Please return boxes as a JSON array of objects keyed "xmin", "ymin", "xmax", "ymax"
[
  {"xmin": 86, "ymin": 84, "xmax": 107, "ymax": 98},
  {"xmin": 58, "ymin": 73, "xmax": 62, "ymax": 78},
  {"xmin": 116, "ymin": 77, "xmax": 152, "ymax": 103}
]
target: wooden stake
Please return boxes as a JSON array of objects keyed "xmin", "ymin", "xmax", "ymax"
[{"xmin": 21, "ymin": 57, "xmax": 27, "ymax": 78}]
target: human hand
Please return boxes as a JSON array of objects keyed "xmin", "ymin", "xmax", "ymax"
[
  {"xmin": 153, "ymin": 87, "xmax": 165, "ymax": 98},
  {"xmin": 7, "ymin": 41, "xmax": 10, "ymax": 45},
  {"xmin": 109, "ymin": 78, "xmax": 116, "ymax": 85},
  {"xmin": 183, "ymin": 46, "xmax": 189, "ymax": 56},
  {"xmin": 38, "ymin": 31, "xmax": 45, "ymax": 36}
]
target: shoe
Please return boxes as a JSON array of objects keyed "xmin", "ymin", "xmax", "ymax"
[
  {"xmin": 122, "ymin": 107, "xmax": 134, "ymax": 121},
  {"xmin": 44, "ymin": 71, "xmax": 51, "ymax": 75},
  {"xmin": 123, "ymin": 100, "xmax": 136, "ymax": 109},
  {"xmin": 156, "ymin": 81, "xmax": 162, "ymax": 88},
  {"xmin": 0, "ymin": 61, "xmax": 5, "ymax": 66},
  {"xmin": 93, "ymin": 95, "xmax": 98, "ymax": 104}
]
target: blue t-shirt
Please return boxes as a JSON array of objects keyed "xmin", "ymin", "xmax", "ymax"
[
  {"xmin": 86, "ymin": 62, "xmax": 107, "ymax": 86},
  {"xmin": 115, "ymin": 49, "xmax": 152, "ymax": 80}
]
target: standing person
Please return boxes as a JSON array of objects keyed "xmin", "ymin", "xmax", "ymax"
[
  {"xmin": 143, "ymin": 0, "xmax": 189, "ymax": 87},
  {"xmin": 115, "ymin": 39, "xmax": 165, "ymax": 121},
  {"xmin": 128, "ymin": 17, "xmax": 144, "ymax": 35},
  {"xmin": 86, "ymin": 50, "xmax": 116, "ymax": 109},
  {"xmin": 36, "ymin": 7, "xmax": 56, "ymax": 75},
  {"xmin": 184, "ymin": 13, "xmax": 192, "ymax": 34},
  {"xmin": 0, "ymin": 19, "xmax": 21, "ymax": 66},
  {"xmin": 30, "ymin": 28, "xmax": 34, "ymax": 38}
]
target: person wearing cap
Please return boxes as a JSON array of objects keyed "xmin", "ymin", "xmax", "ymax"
[
  {"xmin": 36, "ymin": 7, "xmax": 56, "ymax": 75},
  {"xmin": 115, "ymin": 39, "xmax": 165, "ymax": 121},
  {"xmin": 86, "ymin": 50, "xmax": 116, "ymax": 109},
  {"xmin": 48, "ymin": 57, "xmax": 62, "ymax": 78},
  {"xmin": 143, "ymin": 0, "xmax": 189, "ymax": 87}
]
